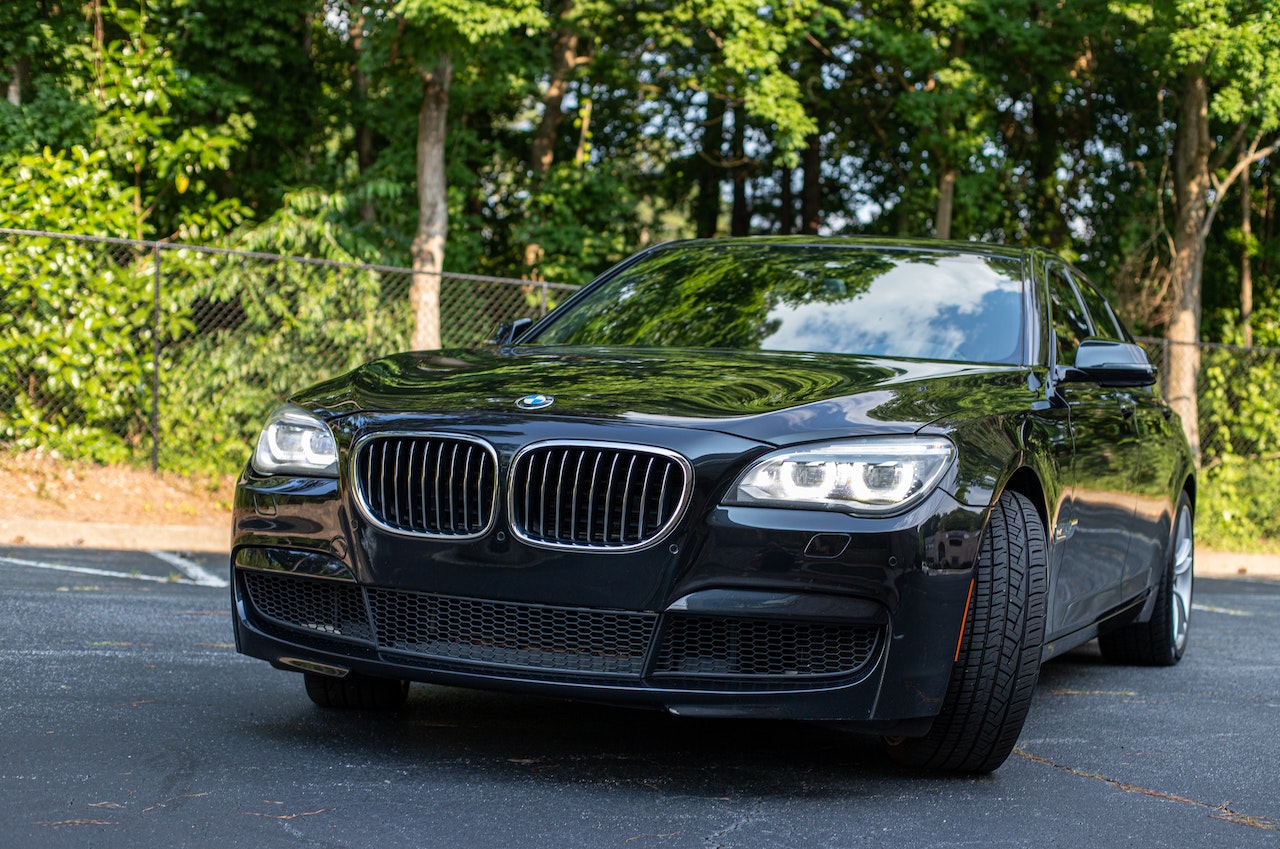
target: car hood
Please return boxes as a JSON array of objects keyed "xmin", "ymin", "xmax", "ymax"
[{"xmin": 296, "ymin": 347, "xmax": 1032, "ymax": 445}]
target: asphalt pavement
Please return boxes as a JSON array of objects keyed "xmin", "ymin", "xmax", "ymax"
[{"xmin": 1, "ymin": 544, "xmax": 1277, "ymax": 849}]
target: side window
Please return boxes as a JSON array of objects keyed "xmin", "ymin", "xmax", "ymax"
[
  {"xmin": 1073, "ymin": 274, "xmax": 1124, "ymax": 342},
  {"xmin": 1047, "ymin": 266, "xmax": 1091, "ymax": 366}
]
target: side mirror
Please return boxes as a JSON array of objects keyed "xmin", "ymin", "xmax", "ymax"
[
  {"xmin": 493, "ymin": 317, "xmax": 533, "ymax": 348},
  {"xmin": 1058, "ymin": 339, "xmax": 1157, "ymax": 387}
]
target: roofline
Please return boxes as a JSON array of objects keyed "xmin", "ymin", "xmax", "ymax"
[{"xmin": 648, "ymin": 235, "xmax": 1034, "ymax": 262}]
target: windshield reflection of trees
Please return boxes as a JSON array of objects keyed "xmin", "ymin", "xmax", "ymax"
[
  {"xmin": 536, "ymin": 247, "xmax": 892, "ymax": 349},
  {"xmin": 532, "ymin": 245, "xmax": 1019, "ymax": 362}
]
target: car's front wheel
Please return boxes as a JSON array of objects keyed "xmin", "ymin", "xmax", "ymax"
[
  {"xmin": 885, "ymin": 490, "xmax": 1047, "ymax": 773},
  {"xmin": 304, "ymin": 672, "xmax": 410, "ymax": 709},
  {"xmin": 1098, "ymin": 492, "xmax": 1193, "ymax": 666}
]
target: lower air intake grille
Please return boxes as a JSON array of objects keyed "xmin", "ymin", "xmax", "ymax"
[
  {"xmin": 367, "ymin": 589, "xmax": 658, "ymax": 676},
  {"xmin": 652, "ymin": 616, "xmax": 882, "ymax": 680},
  {"xmin": 241, "ymin": 570, "xmax": 884, "ymax": 690},
  {"xmin": 242, "ymin": 571, "xmax": 372, "ymax": 643}
]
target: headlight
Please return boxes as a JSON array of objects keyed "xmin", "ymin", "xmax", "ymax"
[
  {"xmin": 251, "ymin": 404, "xmax": 339, "ymax": 477},
  {"xmin": 726, "ymin": 436, "xmax": 955, "ymax": 515}
]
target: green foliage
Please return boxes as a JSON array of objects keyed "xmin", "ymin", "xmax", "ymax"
[
  {"xmin": 0, "ymin": 149, "xmax": 153, "ymax": 463},
  {"xmin": 1190, "ymin": 309, "xmax": 1280, "ymax": 553},
  {"xmin": 515, "ymin": 164, "xmax": 640, "ymax": 287},
  {"xmin": 157, "ymin": 250, "xmax": 403, "ymax": 474},
  {"xmin": 0, "ymin": 0, "xmax": 1279, "ymax": 556},
  {"xmin": 0, "ymin": 2, "xmax": 92, "ymax": 154},
  {"xmin": 1199, "ymin": 458, "xmax": 1280, "ymax": 555},
  {"xmin": 1, "ymin": 146, "xmax": 137, "ymax": 235},
  {"xmin": 74, "ymin": 1, "xmax": 253, "ymax": 240},
  {"xmin": 1199, "ymin": 338, "xmax": 1280, "ymax": 463}
]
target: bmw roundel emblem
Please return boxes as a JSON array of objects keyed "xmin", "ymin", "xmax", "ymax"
[{"xmin": 516, "ymin": 393, "xmax": 555, "ymax": 410}]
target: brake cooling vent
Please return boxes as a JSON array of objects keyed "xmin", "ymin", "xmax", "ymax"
[
  {"xmin": 241, "ymin": 571, "xmax": 372, "ymax": 643},
  {"xmin": 651, "ymin": 616, "xmax": 883, "ymax": 681}
]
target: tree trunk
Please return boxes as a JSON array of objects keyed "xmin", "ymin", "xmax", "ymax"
[
  {"xmin": 524, "ymin": 1, "xmax": 583, "ymax": 277},
  {"xmin": 694, "ymin": 98, "xmax": 725, "ymax": 239},
  {"xmin": 350, "ymin": 12, "xmax": 373, "ymax": 224},
  {"xmin": 779, "ymin": 163, "xmax": 793, "ymax": 235},
  {"xmin": 573, "ymin": 97, "xmax": 591, "ymax": 167},
  {"xmin": 1165, "ymin": 72, "xmax": 1211, "ymax": 460},
  {"xmin": 352, "ymin": 10, "xmax": 377, "ymax": 223},
  {"xmin": 7, "ymin": 57, "xmax": 28, "ymax": 106},
  {"xmin": 1263, "ymin": 175, "xmax": 1273, "ymax": 295},
  {"xmin": 530, "ymin": 2, "xmax": 579, "ymax": 176},
  {"xmin": 730, "ymin": 106, "xmax": 749, "ymax": 237},
  {"xmin": 1028, "ymin": 68, "xmax": 1068, "ymax": 248},
  {"xmin": 410, "ymin": 54, "xmax": 452, "ymax": 352},
  {"xmin": 935, "ymin": 165, "xmax": 956, "ymax": 240},
  {"xmin": 800, "ymin": 133, "xmax": 821, "ymax": 235},
  {"xmin": 1241, "ymin": 163, "xmax": 1253, "ymax": 347}
]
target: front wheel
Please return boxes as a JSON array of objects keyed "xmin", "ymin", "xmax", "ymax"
[
  {"xmin": 885, "ymin": 490, "xmax": 1048, "ymax": 773},
  {"xmin": 1098, "ymin": 492, "xmax": 1193, "ymax": 666}
]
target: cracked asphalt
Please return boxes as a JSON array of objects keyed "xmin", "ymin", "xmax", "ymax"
[{"xmin": 1, "ymin": 544, "xmax": 1277, "ymax": 848}]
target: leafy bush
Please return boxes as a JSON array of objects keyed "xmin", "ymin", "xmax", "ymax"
[
  {"xmin": 0, "ymin": 148, "xmax": 153, "ymax": 463},
  {"xmin": 156, "ymin": 249, "xmax": 407, "ymax": 475},
  {"xmin": 1198, "ymin": 457, "xmax": 1280, "ymax": 554},
  {"xmin": 1194, "ymin": 311, "xmax": 1280, "ymax": 553}
]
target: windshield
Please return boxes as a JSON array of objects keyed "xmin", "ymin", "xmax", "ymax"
[{"xmin": 525, "ymin": 243, "xmax": 1026, "ymax": 365}]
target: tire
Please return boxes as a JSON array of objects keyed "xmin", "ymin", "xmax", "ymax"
[
  {"xmin": 1098, "ymin": 492, "xmax": 1193, "ymax": 666},
  {"xmin": 886, "ymin": 490, "xmax": 1047, "ymax": 773},
  {"xmin": 304, "ymin": 672, "xmax": 410, "ymax": 709}
]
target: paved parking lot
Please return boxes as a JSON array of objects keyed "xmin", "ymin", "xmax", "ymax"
[{"xmin": 1, "ymin": 545, "xmax": 1277, "ymax": 848}]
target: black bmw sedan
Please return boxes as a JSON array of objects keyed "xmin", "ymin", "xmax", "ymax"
[{"xmin": 231, "ymin": 237, "xmax": 1196, "ymax": 772}]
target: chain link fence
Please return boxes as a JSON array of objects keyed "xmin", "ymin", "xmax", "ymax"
[
  {"xmin": 1, "ymin": 228, "xmax": 577, "ymax": 475},
  {"xmin": 2, "ymin": 229, "xmax": 1277, "ymax": 550},
  {"xmin": 1138, "ymin": 336, "xmax": 1280, "ymax": 552},
  {"xmin": 1137, "ymin": 337, "xmax": 1280, "ymax": 468}
]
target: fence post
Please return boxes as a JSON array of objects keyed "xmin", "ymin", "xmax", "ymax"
[
  {"xmin": 540, "ymin": 281, "xmax": 548, "ymax": 316},
  {"xmin": 151, "ymin": 245, "xmax": 161, "ymax": 473},
  {"xmin": 1161, "ymin": 337, "xmax": 1170, "ymax": 399}
]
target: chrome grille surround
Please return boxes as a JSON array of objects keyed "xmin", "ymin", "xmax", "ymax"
[
  {"xmin": 507, "ymin": 440, "xmax": 694, "ymax": 553},
  {"xmin": 352, "ymin": 432, "xmax": 499, "ymax": 539}
]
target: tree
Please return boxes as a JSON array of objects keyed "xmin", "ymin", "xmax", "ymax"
[
  {"xmin": 389, "ymin": 0, "xmax": 545, "ymax": 351},
  {"xmin": 1113, "ymin": 0, "xmax": 1280, "ymax": 457},
  {"xmin": 851, "ymin": 0, "xmax": 998, "ymax": 239},
  {"xmin": 523, "ymin": 0, "xmax": 592, "ymax": 277}
]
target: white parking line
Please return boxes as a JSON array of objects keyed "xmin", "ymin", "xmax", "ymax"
[
  {"xmin": 1191, "ymin": 602, "xmax": 1252, "ymax": 617},
  {"xmin": 0, "ymin": 552, "xmax": 224, "ymax": 587},
  {"xmin": 149, "ymin": 550, "xmax": 228, "ymax": 588}
]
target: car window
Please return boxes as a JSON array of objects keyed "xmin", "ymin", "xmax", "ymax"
[
  {"xmin": 1072, "ymin": 273, "xmax": 1124, "ymax": 342},
  {"xmin": 1047, "ymin": 266, "xmax": 1091, "ymax": 366},
  {"xmin": 527, "ymin": 244, "xmax": 1027, "ymax": 365}
]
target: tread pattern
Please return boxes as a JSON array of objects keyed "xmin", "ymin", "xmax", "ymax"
[{"xmin": 888, "ymin": 490, "xmax": 1047, "ymax": 773}]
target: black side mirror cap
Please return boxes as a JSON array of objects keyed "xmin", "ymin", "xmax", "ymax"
[
  {"xmin": 493, "ymin": 317, "xmax": 534, "ymax": 348},
  {"xmin": 1058, "ymin": 339, "xmax": 1157, "ymax": 387}
]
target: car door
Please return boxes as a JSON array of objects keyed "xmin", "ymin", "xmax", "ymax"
[
  {"xmin": 1073, "ymin": 280, "xmax": 1177, "ymax": 601},
  {"xmin": 1045, "ymin": 264, "xmax": 1142, "ymax": 635}
]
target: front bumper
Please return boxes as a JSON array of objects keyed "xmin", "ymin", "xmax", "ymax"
[{"xmin": 231, "ymin": 470, "xmax": 984, "ymax": 728}]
